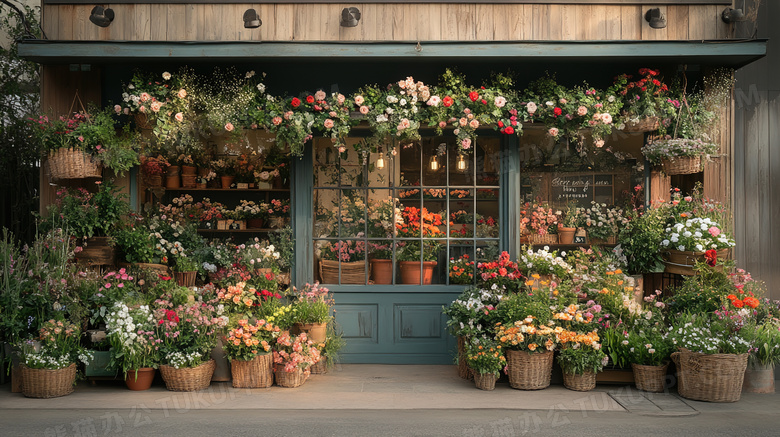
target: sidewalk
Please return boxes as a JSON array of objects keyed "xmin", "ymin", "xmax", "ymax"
[{"xmin": 0, "ymin": 364, "xmax": 776, "ymax": 417}]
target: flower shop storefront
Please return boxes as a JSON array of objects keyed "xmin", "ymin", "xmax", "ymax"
[{"xmin": 19, "ymin": 3, "xmax": 768, "ymax": 367}]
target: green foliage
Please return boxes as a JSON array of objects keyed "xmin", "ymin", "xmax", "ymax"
[
  {"xmin": 39, "ymin": 180, "xmax": 130, "ymax": 239},
  {"xmin": 464, "ymin": 337, "xmax": 506, "ymax": 376},
  {"xmin": 617, "ymin": 207, "xmax": 666, "ymax": 275}
]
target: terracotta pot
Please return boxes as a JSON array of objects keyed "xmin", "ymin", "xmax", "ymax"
[
  {"xmin": 246, "ymin": 218, "xmax": 265, "ymax": 229},
  {"xmin": 399, "ymin": 261, "xmax": 437, "ymax": 285},
  {"xmin": 181, "ymin": 174, "xmax": 197, "ymax": 188},
  {"xmin": 220, "ymin": 176, "xmax": 235, "ymax": 189},
  {"xmin": 181, "ymin": 165, "xmax": 197, "ymax": 176},
  {"xmin": 125, "ymin": 368, "xmax": 156, "ymax": 391},
  {"xmin": 273, "ymin": 177, "xmax": 284, "ymax": 189},
  {"xmin": 165, "ymin": 175, "xmax": 181, "ymax": 189},
  {"xmin": 167, "ymin": 165, "xmax": 180, "ymax": 176},
  {"xmin": 144, "ymin": 174, "xmax": 162, "ymax": 188},
  {"xmin": 371, "ymin": 259, "xmax": 393, "ymax": 284},
  {"xmin": 558, "ymin": 227, "xmax": 576, "ymax": 244},
  {"xmin": 294, "ymin": 322, "xmax": 327, "ymax": 344}
]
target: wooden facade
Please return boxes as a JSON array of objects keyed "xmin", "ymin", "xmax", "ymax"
[{"xmin": 41, "ymin": 3, "xmax": 734, "ymax": 42}]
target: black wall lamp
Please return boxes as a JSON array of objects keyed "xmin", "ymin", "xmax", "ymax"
[
  {"xmin": 243, "ymin": 9, "xmax": 262, "ymax": 29},
  {"xmin": 721, "ymin": 8, "xmax": 746, "ymax": 24},
  {"xmin": 340, "ymin": 7, "xmax": 361, "ymax": 28},
  {"xmin": 644, "ymin": 8, "xmax": 666, "ymax": 29},
  {"xmin": 89, "ymin": 5, "xmax": 114, "ymax": 28}
]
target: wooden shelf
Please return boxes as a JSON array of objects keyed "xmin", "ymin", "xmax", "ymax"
[
  {"xmin": 165, "ymin": 188, "xmax": 289, "ymax": 192},
  {"xmin": 197, "ymin": 228, "xmax": 282, "ymax": 233}
]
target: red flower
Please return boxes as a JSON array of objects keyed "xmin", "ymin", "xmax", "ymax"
[
  {"xmin": 553, "ymin": 107, "xmax": 562, "ymax": 117},
  {"xmin": 468, "ymin": 91, "xmax": 479, "ymax": 102},
  {"xmin": 744, "ymin": 297, "xmax": 760, "ymax": 309},
  {"xmin": 443, "ymin": 96, "xmax": 454, "ymax": 107},
  {"xmin": 732, "ymin": 299, "xmax": 744, "ymax": 309},
  {"xmin": 158, "ymin": 275, "xmax": 172, "ymax": 281},
  {"xmin": 704, "ymin": 249, "xmax": 717, "ymax": 267},
  {"xmin": 291, "ymin": 97, "xmax": 301, "ymax": 108},
  {"xmin": 504, "ymin": 126, "xmax": 514, "ymax": 135},
  {"xmin": 306, "ymin": 95, "xmax": 315, "ymax": 104}
]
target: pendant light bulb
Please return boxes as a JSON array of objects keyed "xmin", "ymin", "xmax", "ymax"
[
  {"xmin": 456, "ymin": 154, "xmax": 469, "ymax": 172},
  {"xmin": 376, "ymin": 154, "xmax": 385, "ymax": 170},
  {"xmin": 429, "ymin": 155, "xmax": 440, "ymax": 171}
]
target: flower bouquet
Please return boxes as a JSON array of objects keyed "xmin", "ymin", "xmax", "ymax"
[
  {"xmin": 583, "ymin": 202, "xmax": 627, "ymax": 245},
  {"xmin": 272, "ymin": 331, "xmax": 321, "ymax": 388},
  {"xmin": 449, "ymin": 254, "xmax": 475, "ymax": 285}
]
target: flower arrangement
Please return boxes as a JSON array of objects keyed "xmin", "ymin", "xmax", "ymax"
[
  {"xmin": 291, "ymin": 282, "xmax": 333, "ymax": 325},
  {"xmin": 105, "ymin": 302, "xmax": 161, "ymax": 375},
  {"xmin": 622, "ymin": 326, "xmax": 673, "ymax": 367},
  {"xmin": 217, "ymin": 281, "xmax": 281, "ymax": 317},
  {"xmin": 223, "ymin": 318, "xmax": 280, "ymax": 361},
  {"xmin": 449, "ymin": 254, "xmax": 475, "ymax": 285},
  {"xmin": 443, "ymin": 287, "xmax": 504, "ymax": 338},
  {"xmin": 465, "ymin": 337, "xmax": 506, "ymax": 376},
  {"xmin": 319, "ymin": 240, "xmax": 366, "ymax": 263},
  {"xmin": 235, "ymin": 200, "xmax": 270, "ymax": 221},
  {"xmin": 669, "ymin": 313, "xmax": 754, "ymax": 355},
  {"xmin": 272, "ymin": 331, "xmax": 321, "ymax": 375},
  {"xmin": 613, "ymin": 68, "xmax": 673, "ymax": 127},
  {"xmin": 494, "ymin": 317, "xmax": 559, "ymax": 354},
  {"xmin": 268, "ymin": 198, "xmax": 291, "ymax": 218},
  {"xmin": 211, "ymin": 158, "xmax": 238, "ymax": 177},
  {"xmin": 555, "ymin": 329, "xmax": 607, "ymax": 375},
  {"xmin": 395, "ymin": 206, "xmax": 444, "ymax": 262},
  {"xmin": 450, "ymin": 210, "xmax": 473, "ymax": 225},
  {"xmin": 154, "ymin": 294, "xmax": 226, "ymax": 369},
  {"xmin": 641, "ymin": 137, "xmax": 718, "ymax": 165},
  {"xmin": 520, "ymin": 204, "xmax": 560, "ymax": 235},
  {"xmin": 582, "ymin": 202, "xmax": 628, "ymax": 241},
  {"xmin": 475, "ymin": 215, "xmax": 499, "ymax": 239},
  {"xmin": 660, "ymin": 217, "xmax": 735, "ymax": 253},
  {"xmin": 139, "ymin": 154, "xmax": 170, "ymax": 177},
  {"xmin": 355, "ymin": 77, "xmax": 428, "ymax": 146},
  {"xmin": 18, "ymin": 319, "xmax": 92, "ymax": 369},
  {"xmin": 40, "ymin": 180, "xmax": 130, "ymax": 240},
  {"xmin": 518, "ymin": 247, "xmax": 574, "ymax": 279},
  {"xmin": 475, "ymin": 251, "xmax": 522, "ymax": 292},
  {"xmin": 267, "ymin": 304, "xmax": 296, "ymax": 331}
]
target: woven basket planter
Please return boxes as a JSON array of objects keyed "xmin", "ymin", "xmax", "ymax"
[
  {"xmin": 662, "ymin": 248, "xmax": 729, "ymax": 276},
  {"xmin": 506, "ymin": 349, "xmax": 553, "ymax": 390},
  {"xmin": 563, "ymin": 371, "xmax": 597, "ymax": 392},
  {"xmin": 230, "ymin": 353, "xmax": 273, "ymax": 389},
  {"xmin": 320, "ymin": 260, "xmax": 367, "ymax": 285},
  {"xmin": 310, "ymin": 357, "xmax": 327, "ymax": 375},
  {"xmin": 632, "ymin": 362, "xmax": 669, "ymax": 393},
  {"xmin": 622, "ymin": 116, "xmax": 660, "ymax": 132},
  {"xmin": 159, "ymin": 359, "xmax": 215, "ymax": 392},
  {"xmin": 48, "ymin": 148, "xmax": 102, "ymax": 181},
  {"xmin": 181, "ymin": 174, "xmax": 197, "ymax": 188},
  {"xmin": 134, "ymin": 113, "xmax": 153, "ymax": 130},
  {"xmin": 20, "ymin": 363, "xmax": 77, "ymax": 399},
  {"xmin": 457, "ymin": 336, "xmax": 473, "ymax": 380},
  {"xmin": 672, "ymin": 349, "xmax": 748, "ymax": 403},
  {"xmin": 528, "ymin": 233, "xmax": 558, "ymax": 245},
  {"xmin": 274, "ymin": 366, "xmax": 308, "ymax": 388},
  {"xmin": 474, "ymin": 372, "xmax": 498, "ymax": 391},
  {"xmin": 661, "ymin": 155, "xmax": 702, "ymax": 175}
]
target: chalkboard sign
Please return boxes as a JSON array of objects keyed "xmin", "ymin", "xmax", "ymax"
[
  {"xmin": 573, "ymin": 235, "xmax": 587, "ymax": 244},
  {"xmin": 550, "ymin": 174, "xmax": 614, "ymax": 207}
]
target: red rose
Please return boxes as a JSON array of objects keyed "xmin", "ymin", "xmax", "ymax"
[
  {"xmin": 497, "ymin": 121, "xmax": 504, "ymax": 128},
  {"xmin": 291, "ymin": 97, "xmax": 301, "ymax": 108},
  {"xmin": 443, "ymin": 96, "xmax": 454, "ymax": 107},
  {"xmin": 504, "ymin": 126, "xmax": 514, "ymax": 135},
  {"xmin": 306, "ymin": 95, "xmax": 315, "ymax": 104},
  {"xmin": 553, "ymin": 107, "xmax": 562, "ymax": 117},
  {"xmin": 704, "ymin": 249, "xmax": 717, "ymax": 267},
  {"xmin": 469, "ymin": 91, "xmax": 479, "ymax": 102}
]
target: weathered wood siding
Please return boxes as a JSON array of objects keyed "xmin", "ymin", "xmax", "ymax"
[
  {"xmin": 42, "ymin": 3, "xmax": 731, "ymax": 42},
  {"xmin": 733, "ymin": 0, "xmax": 779, "ymax": 300}
]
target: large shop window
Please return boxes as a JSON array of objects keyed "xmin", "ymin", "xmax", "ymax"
[{"xmin": 313, "ymin": 135, "xmax": 501, "ymax": 286}]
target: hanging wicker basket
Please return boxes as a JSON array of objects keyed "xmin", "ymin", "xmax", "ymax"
[
  {"xmin": 230, "ymin": 353, "xmax": 273, "ymax": 388},
  {"xmin": 672, "ymin": 349, "xmax": 748, "ymax": 403},
  {"xmin": 563, "ymin": 371, "xmax": 597, "ymax": 392},
  {"xmin": 506, "ymin": 349, "xmax": 553, "ymax": 390},
  {"xmin": 20, "ymin": 363, "xmax": 77, "ymax": 399},
  {"xmin": 47, "ymin": 148, "xmax": 103, "ymax": 181},
  {"xmin": 621, "ymin": 116, "xmax": 660, "ymax": 132},
  {"xmin": 661, "ymin": 156, "xmax": 702, "ymax": 175},
  {"xmin": 632, "ymin": 362, "xmax": 669, "ymax": 393},
  {"xmin": 159, "ymin": 359, "xmax": 215, "ymax": 392}
]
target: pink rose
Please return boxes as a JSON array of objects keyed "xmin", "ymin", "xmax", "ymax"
[
  {"xmin": 314, "ymin": 90, "xmax": 326, "ymax": 101},
  {"xmin": 494, "ymin": 96, "xmax": 507, "ymax": 108},
  {"xmin": 459, "ymin": 118, "xmax": 467, "ymax": 127},
  {"xmin": 272, "ymin": 116, "xmax": 282, "ymax": 126},
  {"xmin": 461, "ymin": 138, "xmax": 472, "ymax": 149},
  {"xmin": 577, "ymin": 106, "xmax": 588, "ymax": 116},
  {"xmin": 359, "ymin": 105, "xmax": 369, "ymax": 115},
  {"xmin": 595, "ymin": 139, "xmax": 605, "ymax": 148},
  {"xmin": 708, "ymin": 226, "xmax": 721, "ymax": 237},
  {"xmin": 114, "ymin": 104, "xmax": 122, "ymax": 114},
  {"xmin": 438, "ymin": 121, "xmax": 447, "ymax": 129},
  {"xmin": 548, "ymin": 127, "xmax": 559, "ymax": 137},
  {"xmin": 427, "ymin": 96, "xmax": 441, "ymax": 107},
  {"xmin": 139, "ymin": 92, "xmax": 150, "ymax": 102},
  {"xmin": 329, "ymin": 111, "xmax": 337, "ymax": 117},
  {"xmin": 139, "ymin": 105, "xmax": 146, "ymax": 113},
  {"xmin": 150, "ymin": 101, "xmax": 163, "ymax": 113},
  {"xmin": 684, "ymin": 196, "xmax": 693, "ymax": 202},
  {"xmin": 397, "ymin": 118, "xmax": 411, "ymax": 130},
  {"xmin": 225, "ymin": 122, "xmax": 234, "ymax": 132},
  {"xmin": 175, "ymin": 112, "xmax": 184, "ymax": 122},
  {"xmin": 354, "ymin": 95, "xmax": 364, "ymax": 105},
  {"xmin": 337, "ymin": 94, "xmax": 346, "ymax": 104},
  {"xmin": 323, "ymin": 119, "xmax": 334, "ymax": 129},
  {"xmin": 600, "ymin": 113, "xmax": 613, "ymax": 124},
  {"xmin": 469, "ymin": 119, "xmax": 480, "ymax": 129},
  {"xmin": 178, "ymin": 89, "xmax": 187, "ymax": 99}
]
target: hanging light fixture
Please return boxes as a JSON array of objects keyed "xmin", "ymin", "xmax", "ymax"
[
  {"xmin": 644, "ymin": 8, "xmax": 667, "ymax": 29},
  {"xmin": 243, "ymin": 9, "xmax": 262, "ymax": 28},
  {"xmin": 89, "ymin": 6, "xmax": 114, "ymax": 28},
  {"xmin": 340, "ymin": 7, "xmax": 361, "ymax": 27},
  {"xmin": 429, "ymin": 155, "xmax": 440, "ymax": 171},
  {"xmin": 456, "ymin": 154, "xmax": 469, "ymax": 172},
  {"xmin": 375, "ymin": 148, "xmax": 386, "ymax": 170}
]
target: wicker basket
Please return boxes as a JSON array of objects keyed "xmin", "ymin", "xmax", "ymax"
[
  {"xmin": 159, "ymin": 359, "xmax": 215, "ymax": 392},
  {"xmin": 661, "ymin": 155, "xmax": 702, "ymax": 175},
  {"xmin": 48, "ymin": 148, "xmax": 103, "ymax": 181},
  {"xmin": 662, "ymin": 248, "xmax": 730, "ymax": 276},
  {"xmin": 230, "ymin": 353, "xmax": 273, "ymax": 388},
  {"xmin": 274, "ymin": 366, "xmax": 308, "ymax": 388},
  {"xmin": 632, "ymin": 362, "xmax": 669, "ymax": 393},
  {"xmin": 457, "ymin": 336, "xmax": 473, "ymax": 380},
  {"xmin": 672, "ymin": 349, "xmax": 748, "ymax": 402},
  {"xmin": 320, "ymin": 260, "xmax": 367, "ymax": 285},
  {"xmin": 563, "ymin": 371, "xmax": 597, "ymax": 392},
  {"xmin": 144, "ymin": 174, "xmax": 163, "ymax": 188},
  {"xmin": 310, "ymin": 356, "xmax": 327, "ymax": 375},
  {"xmin": 474, "ymin": 372, "xmax": 498, "ymax": 391},
  {"xmin": 528, "ymin": 233, "xmax": 558, "ymax": 245},
  {"xmin": 117, "ymin": 262, "xmax": 169, "ymax": 276},
  {"xmin": 74, "ymin": 236, "xmax": 116, "ymax": 267},
  {"xmin": 20, "ymin": 363, "xmax": 77, "ymax": 399},
  {"xmin": 506, "ymin": 349, "xmax": 553, "ymax": 390},
  {"xmin": 174, "ymin": 271, "xmax": 197, "ymax": 287},
  {"xmin": 622, "ymin": 116, "xmax": 660, "ymax": 132}
]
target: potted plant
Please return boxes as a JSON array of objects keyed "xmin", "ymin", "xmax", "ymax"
[
  {"xmin": 223, "ymin": 318, "xmax": 280, "ymax": 388},
  {"xmin": 613, "ymin": 68, "xmax": 674, "ymax": 132},
  {"xmin": 139, "ymin": 155, "xmax": 169, "ymax": 188},
  {"xmin": 558, "ymin": 204, "xmax": 583, "ymax": 244},
  {"xmin": 464, "ymin": 337, "xmax": 506, "ymax": 391},
  {"xmin": 267, "ymin": 198, "xmax": 291, "ymax": 229},
  {"xmin": 448, "ymin": 253, "xmax": 475, "ymax": 285},
  {"xmin": 494, "ymin": 314, "xmax": 558, "ymax": 390},
  {"xmin": 518, "ymin": 247, "xmax": 574, "ymax": 286},
  {"xmin": 659, "ymin": 216, "xmax": 735, "ymax": 275},
  {"xmin": 237, "ymin": 200, "xmax": 269, "ymax": 229},
  {"xmin": 254, "ymin": 168, "xmax": 279, "ymax": 190},
  {"xmin": 17, "ymin": 319, "xmax": 93, "ymax": 398},
  {"xmin": 318, "ymin": 240, "xmax": 366, "ymax": 285},
  {"xmin": 272, "ymin": 331, "xmax": 320, "ymax": 388},
  {"xmin": 396, "ymin": 206, "xmax": 444, "ymax": 285},
  {"xmin": 641, "ymin": 137, "xmax": 718, "ymax": 175},
  {"xmin": 291, "ymin": 282, "xmax": 333, "ymax": 344},
  {"xmin": 212, "ymin": 158, "xmax": 238, "ymax": 189},
  {"xmin": 105, "ymin": 301, "xmax": 161, "ymax": 390},
  {"xmin": 154, "ymin": 288, "xmax": 225, "ymax": 392},
  {"xmin": 172, "ymin": 254, "xmax": 199, "ymax": 287},
  {"xmin": 555, "ymin": 329, "xmax": 606, "ymax": 392},
  {"xmin": 522, "ymin": 204, "xmax": 559, "ymax": 245},
  {"xmin": 583, "ymin": 202, "xmax": 627, "ymax": 245},
  {"xmin": 369, "ymin": 242, "xmax": 394, "ymax": 285}
]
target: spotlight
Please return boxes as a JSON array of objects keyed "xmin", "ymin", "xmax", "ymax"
[
  {"xmin": 340, "ymin": 7, "xmax": 361, "ymax": 28},
  {"xmin": 243, "ymin": 9, "xmax": 262, "ymax": 29},
  {"xmin": 89, "ymin": 6, "xmax": 114, "ymax": 28},
  {"xmin": 644, "ymin": 8, "xmax": 666, "ymax": 29},
  {"xmin": 721, "ymin": 8, "xmax": 746, "ymax": 23}
]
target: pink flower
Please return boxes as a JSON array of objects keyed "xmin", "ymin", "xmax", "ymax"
[
  {"xmin": 177, "ymin": 89, "xmax": 187, "ymax": 99},
  {"xmin": 314, "ymin": 90, "xmax": 326, "ymax": 101},
  {"xmin": 150, "ymin": 101, "xmax": 163, "ymax": 113},
  {"xmin": 469, "ymin": 119, "xmax": 480, "ymax": 129},
  {"xmin": 397, "ymin": 118, "xmax": 410, "ymax": 130},
  {"xmin": 224, "ymin": 122, "xmax": 234, "ymax": 132},
  {"xmin": 359, "ymin": 105, "xmax": 369, "ymax": 115},
  {"xmin": 323, "ymin": 119, "xmax": 334, "ymax": 129},
  {"xmin": 427, "ymin": 96, "xmax": 441, "ymax": 106},
  {"xmin": 139, "ymin": 92, "xmax": 151, "ymax": 102},
  {"xmin": 139, "ymin": 105, "xmax": 146, "ymax": 113},
  {"xmin": 708, "ymin": 226, "xmax": 721, "ymax": 237},
  {"xmin": 600, "ymin": 113, "xmax": 612, "ymax": 124},
  {"xmin": 438, "ymin": 121, "xmax": 447, "ymax": 129},
  {"xmin": 684, "ymin": 196, "xmax": 693, "ymax": 202},
  {"xmin": 114, "ymin": 104, "xmax": 122, "ymax": 114},
  {"xmin": 461, "ymin": 138, "xmax": 472, "ymax": 149},
  {"xmin": 123, "ymin": 107, "xmax": 130, "ymax": 115},
  {"xmin": 78, "ymin": 136, "xmax": 84, "ymax": 142},
  {"xmin": 595, "ymin": 139, "xmax": 605, "ymax": 148},
  {"xmin": 104, "ymin": 283, "xmax": 111, "ymax": 288},
  {"xmin": 577, "ymin": 106, "xmax": 588, "ymax": 116},
  {"xmin": 272, "ymin": 116, "xmax": 282, "ymax": 126},
  {"xmin": 337, "ymin": 94, "xmax": 346, "ymax": 104},
  {"xmin": 354, "ymin": 95, "xmax": 364, "ymax": 105},
  {"xmin": 548, "ymin": 127, "xmax": 559, "ymax": 137},
  {"xmin": 459, "ymin": 118, "xmax": 467, "ymax": 127},
  {"xmin": 174, "ymin": 112, "xmax": 184, "ymax": 122},
  {"xmin": 494, "ymin": 96, "xmax": 507, "ymax": 108}
]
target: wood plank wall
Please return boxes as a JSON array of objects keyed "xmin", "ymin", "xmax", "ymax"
[{"xmin": 41, "ymin": 3, "xmax": 729, "ymax": 42}]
